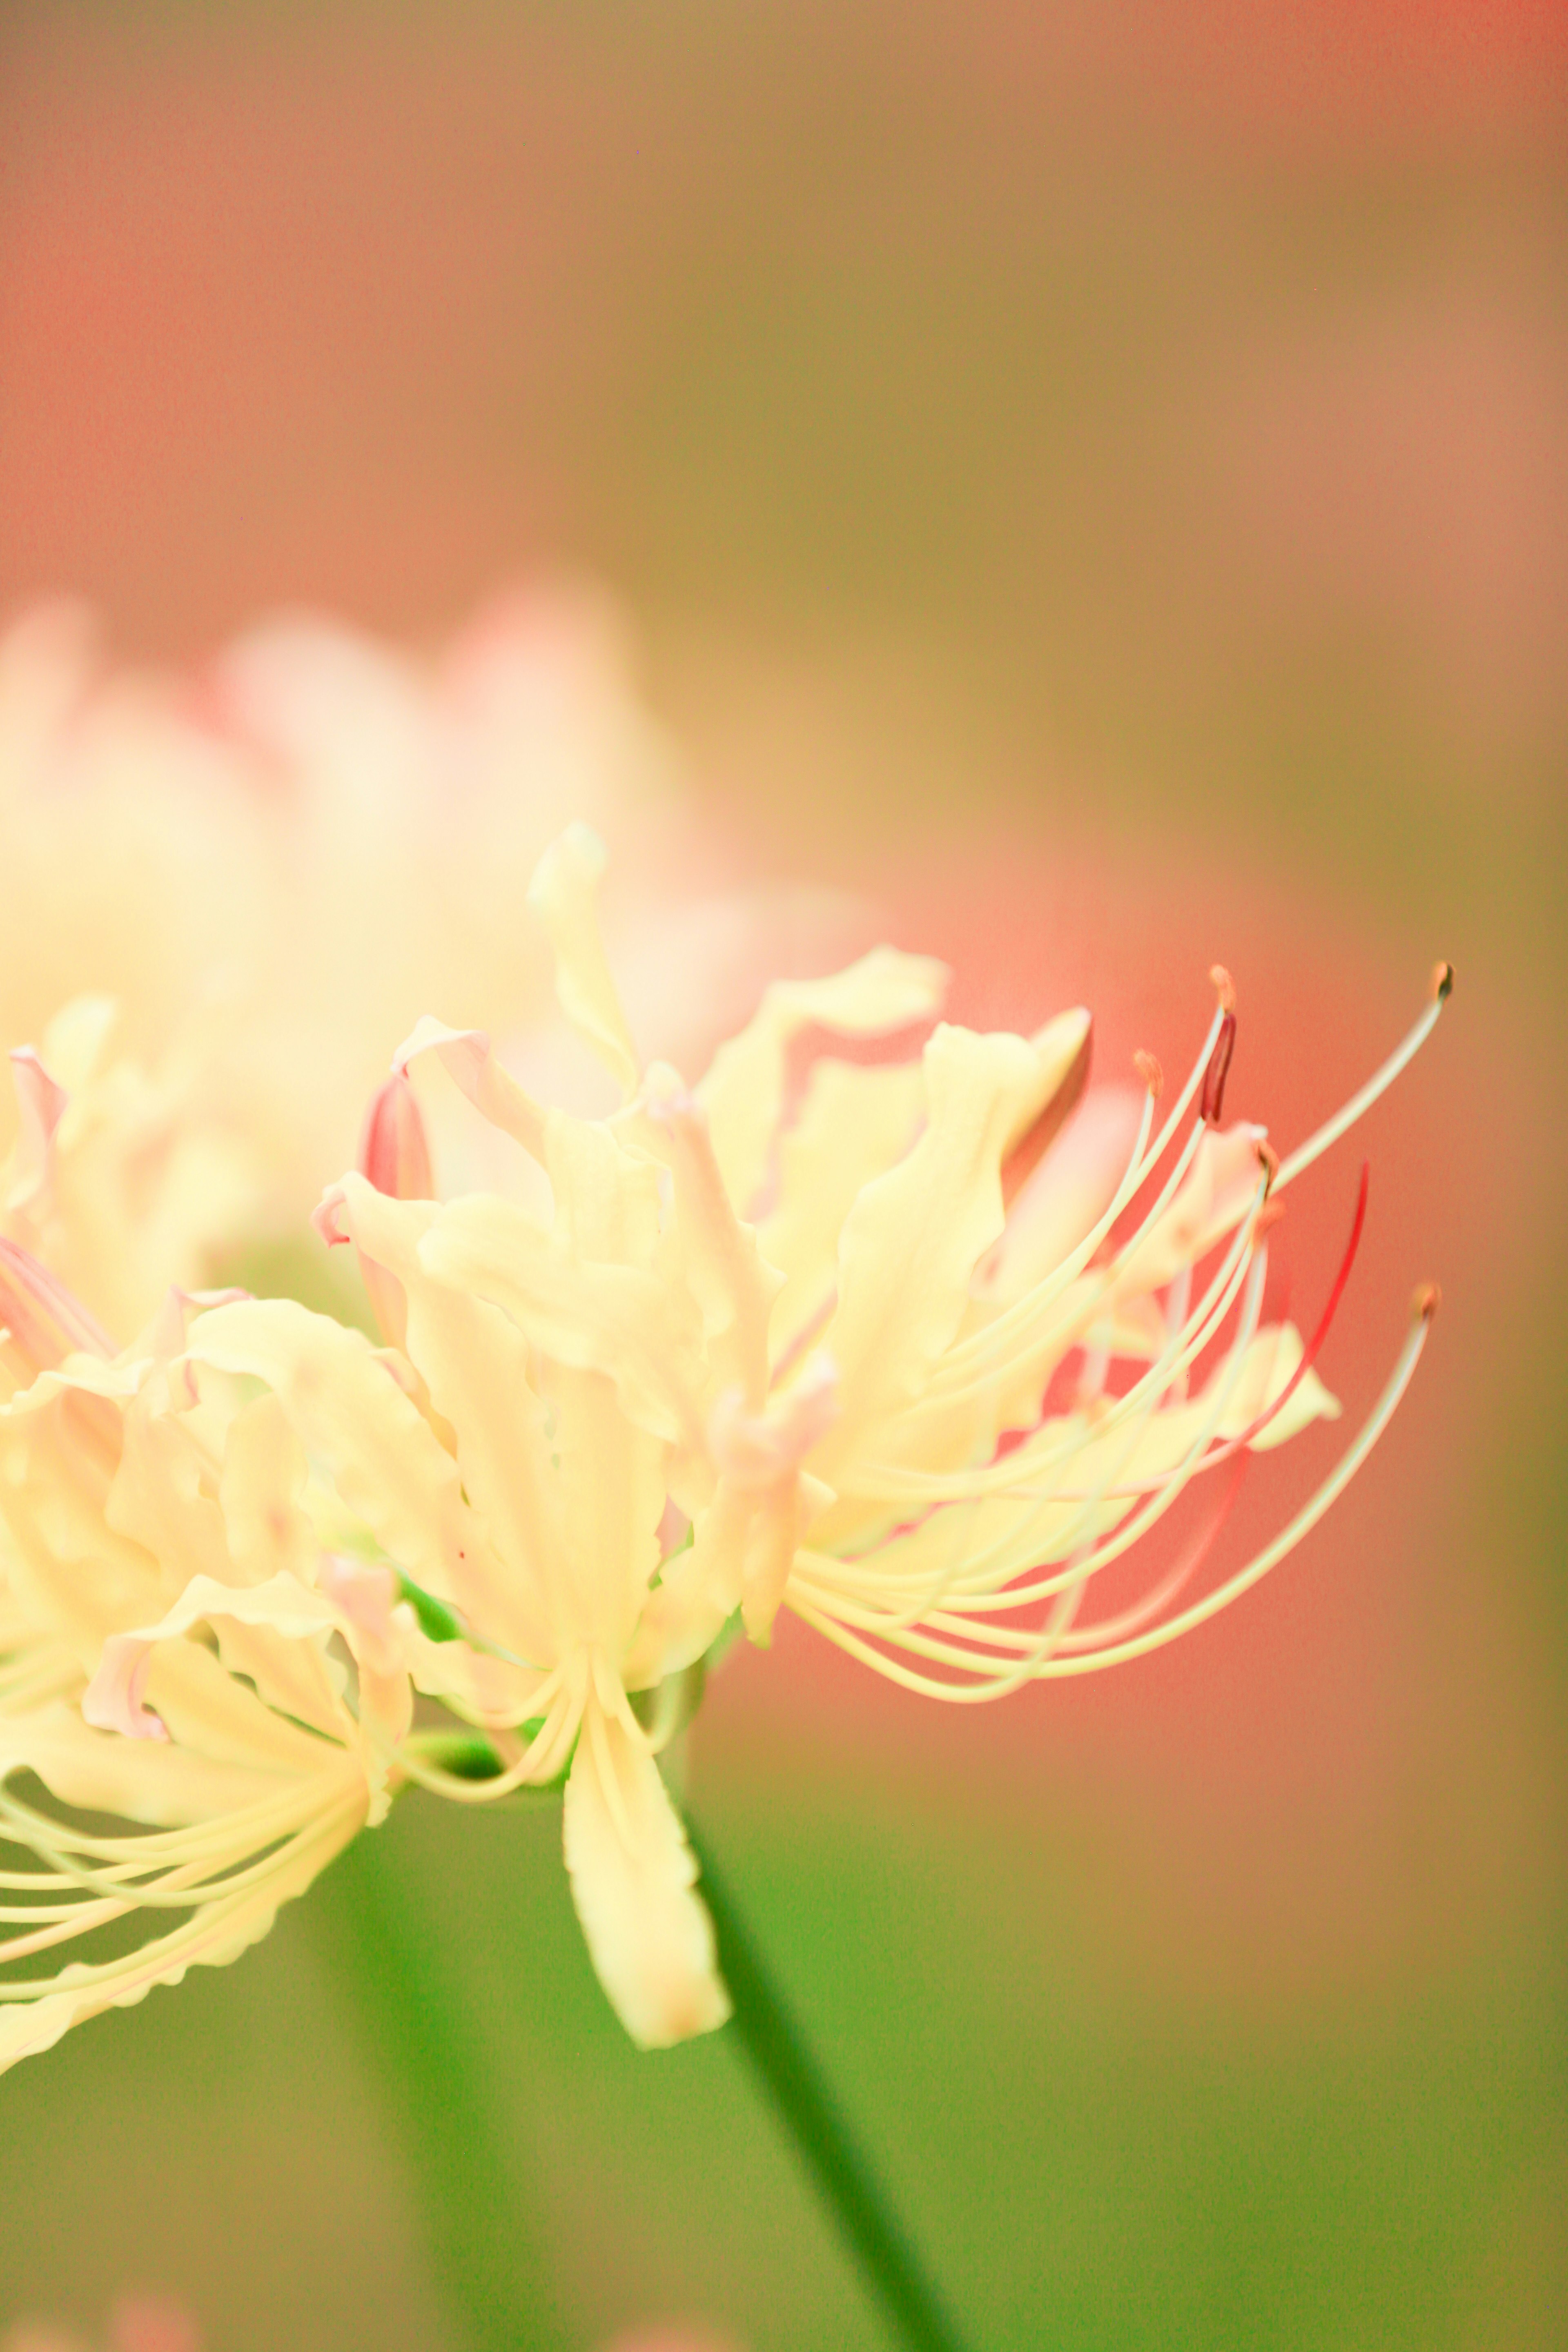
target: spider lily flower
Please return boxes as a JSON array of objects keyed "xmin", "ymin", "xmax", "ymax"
[
  {"xmin": 399, "ymin": 833, "xmax": 1449, "ymax": 1719},
  {"xmin": 265, "ymin": 828, "xmax": 1437, "ymax": 2041},
  {"xmin": 2, "ymin": 996, "xmax": 258, "ymax": 1340},
  {"xmin": 0, "ymin": 825, "xmax": 1449, "ymax": 2064},
  {"xmin": 0, "ymin": 1275, "xmax": 439, "ymax": 2073}
]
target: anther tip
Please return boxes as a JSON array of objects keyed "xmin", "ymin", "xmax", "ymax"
[
  {"xmin": 1133, "ymin": 1049, "xmax": 1164, "ymax": 1098},
  {"xmin": 1414, "ymin": 1281, "xmax": 1442, "ymax": 1323},
  {"xmin": 1209, "ymin": 963, "xmax": 1237, "ymax": 1014},
  {"xmin": 1431, "ymin": 960, "xmax": 1454, "ymax": 1003}
]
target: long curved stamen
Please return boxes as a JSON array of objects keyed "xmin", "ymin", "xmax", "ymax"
[
  {"xmin": 790, "ymin": 1290, "xmax": 1434, "ymax": 1697},
  {"xmin": 802, "ymin": 1239, "xmax": 1271, "ymax": 1657},
  {"xmin": 846, "ymin": 1160, "xmax": 1272, "ymax": 1510},
  {"xmin": 1274, "ymin": 969, "xmax": 1451, "ymax": 1194}
]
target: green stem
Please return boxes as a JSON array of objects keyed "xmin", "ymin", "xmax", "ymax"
[
  {"xmin": 313, "ymin": 1813, "xmax": 568, "ymax": 2352},
  {"xmin": 689, "ymin": 1821, "xmax": 972, "ymax": 2352}
]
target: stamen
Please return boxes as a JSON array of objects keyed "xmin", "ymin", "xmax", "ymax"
[
  {"xmin": 1200, "ymin": 1011, "xmax": 1237, "ymax": 1125},
  {"xmin": 1133, "ymin": 1050, "xmax": 1164, "ymax": 1098}
]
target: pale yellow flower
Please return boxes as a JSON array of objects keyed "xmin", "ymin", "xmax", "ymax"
[
  {"xmin": 0, "ymin": 828, "xmax": 1447, "ymax": 2062},
  {"xmin": 2, "ymin": 995, "xmax": 259, "ymax": 1339},
  {"xmin": 0, "ymin": 593, "xmax": 859, "ymax": 1272},
  {"xmin": 0, "ymin": 1269, "xmax": 422, "ymax": 2070}
]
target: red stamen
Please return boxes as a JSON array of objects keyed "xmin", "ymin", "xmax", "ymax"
[{"xmin": 1199, "ymin": 1011, "xmax": 1237, "ymax": 1125}]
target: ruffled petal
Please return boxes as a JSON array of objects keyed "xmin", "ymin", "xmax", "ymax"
[
  {"xmin": 696, "ymin": 945, "xmax": 949, "ymax": 1216},
  {"xmin": 188, "ymin": 1297, "xmax": 477, "ymax": 1613}
]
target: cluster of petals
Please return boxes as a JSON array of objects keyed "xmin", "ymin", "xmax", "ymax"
[
  {"xmin": 0, "ymin": 592, "xmax": 858, "ymax": 1319},
  {"xmin": 0, "ymin": 824, "xmax": 1447, "ymax": 2059}
]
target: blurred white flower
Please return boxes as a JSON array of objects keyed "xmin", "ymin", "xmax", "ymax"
[{"xmin": 0, "ymin": 588, "xmax": 863, "ymax": 1296}]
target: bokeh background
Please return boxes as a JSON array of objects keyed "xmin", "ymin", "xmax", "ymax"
[{"xmin": 1, "ymin": 4, "xmax": 1564, "ymax": 2347}]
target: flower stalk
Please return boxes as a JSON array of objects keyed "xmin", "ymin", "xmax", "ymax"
[
  {"xmin": 689, "ymin": 1821, "xmax": 971, "ymax": 2352},
  {"xmin": 314, "ymin": 1811, "xmax": 572, "ymax": 2352}
]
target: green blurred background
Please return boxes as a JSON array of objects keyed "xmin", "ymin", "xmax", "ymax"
[{"xmin": 0, "ymin": 5, "xmax": 1563, "ymax": 2345}]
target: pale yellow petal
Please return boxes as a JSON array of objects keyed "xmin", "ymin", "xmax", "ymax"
[
  {"xmin": 188, "ymin": 1298, "xmax": 476, "ymax": 1610},
  {"xmin": 758, "ymin": 1056, "xmax": 927, "ymax": 1368},
  {"xmin": 818, "ymin": 1024, "xmax": 1060, "ymax": 1468},
  {"xmin": 424, "ymin": 1193, "xmax": 706, "ymax": 1452},
  {"xmin": 696, "ymin": 946, "xmax": 949, "ymax": 1215},
  {"xmin": 561, "ymin": 1689, "xmax": 728, "ymax": 2048},
  {"xmin": 527, "ymin": 824, "xmax": 641, "ymax": 1099}
]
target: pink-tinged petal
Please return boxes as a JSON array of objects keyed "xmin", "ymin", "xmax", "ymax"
[
  {"xmin": 317, "ymin": 1556, "xmax": 401, "ymax": 1676},
  {"xmin": 358, "ymin": 1071, "xmax": 434, "ymax": 1201},
  {"xmin": 393, "ymin": 1017, "xmax": 548, "ymax": 1163},
  {"xmin": 978, "ymin": 1087, "xmax": 1147, "ymax": 1305},
  {"xmin": 0, "ymin": 1238, "xmax": 116, "ymax": 1377},
  {"xmin": 350, "ymin": 1074, "xmax": 436, "ymax": 1344},
  {"xmin": 82, "ymin": 1633, "xmax": 167, "ymax": 1740},
  {"xmin": 4, "ymin": 1047, "xmax": 68, "ymax": 1217},
  {"xmin": 527, "ymin": 824, "xmax": 641, "ymax": 1099},
  {"xmin": 998, "ymin": 1007, "xmax": 1093, "ymax": 1205},
  {"xmin": 1114, "ymin": 1121, "xmax": 1271, "ymax": 1296},
  {"xmin": 312, "ymin": 1185, "xmax": 351, "ymax": 1247},
  {"xmin": 562, "ymin": 1689, "xmax": 729, "ymax": 2049},
  {"xmin": 710, "ymin": 1354, "xmax": 840, "ymax": 1493}
]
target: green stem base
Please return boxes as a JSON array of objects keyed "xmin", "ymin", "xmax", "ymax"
[{"xmin": 689, "ymin": 1821, "xmax": 971, "ymax": 2352}]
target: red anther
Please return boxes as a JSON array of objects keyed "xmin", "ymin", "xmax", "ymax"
[
  {"xmin": 1133, "ymin": 1049, "xmax": 1164, "ymax": 1098},
  {"xmin": 1199, "ymin": 1011, "xmax": 1237, "ymax": 1124},
  {"xmin": 1414, "ymin": 1281, "xmax": 1442, "ymax": 1321},
  {"xmin": 1430, "ymin": 961, "xmax": 1454, "ymax": 1003},
  {"xmin": 1209, "ymin": 964, "xmax": 1237, "ymax": 1015},
  {"xmin": 358, "ymin": 1072, "xmax": 434, "ymax": 1200}
]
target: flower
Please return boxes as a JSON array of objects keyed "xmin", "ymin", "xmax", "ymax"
[
  {"xmin": 0, "ymin": 592, "xmax": 864, "ymax": 1285},
  {"xmin": 0, "ymin": 828, "xmax": 1448, "ymax": 2062},
  {"xmin": 2, "ymin": 996, "xmax": 259, "ymax": 1339},
  {"xmin": 0, "ymin": 1269, "xmax": 424, "ymax": 2070}
]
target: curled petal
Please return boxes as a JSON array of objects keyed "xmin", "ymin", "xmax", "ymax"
[
  {"xmin": 393, "ymin": 1018, "xmax": 547, "ymax": 1164},
  {"xmin": 81, "ymin": 1633, "xmax": 167, "ymax": 1740},
  {"xmin": 696, "ymin": 945, "xmax": 949, "ymax": 1215}
]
